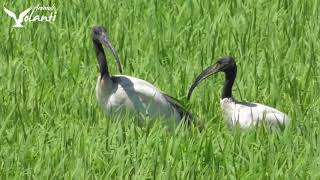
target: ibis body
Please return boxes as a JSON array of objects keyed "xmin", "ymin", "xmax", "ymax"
[
  {"xmin": 92, "ymin": 26, "xmax": 195, "ymax": 123},
  {"xmin": 96, "ymin": 74, "xmax": 182, "ymax": 121},
  {"xmin": 220, "ymin": 98, "xmax": 289, "ymax": 128},
  {"xmin": 188, "ymin": 56, "xmax": 289, "ymax": 128}
]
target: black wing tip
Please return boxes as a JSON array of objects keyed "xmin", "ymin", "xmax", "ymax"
[{"xmin": 162, "ymin": 93, "xmax": 203, "ymax": 130}]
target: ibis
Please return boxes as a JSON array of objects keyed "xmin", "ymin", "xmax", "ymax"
[
  {"xmin": 187, "ymin": 56, "xmax": 289, "ymax": 128},
  {"xmin": 92, "ymin": 26, "xmax": 200, "ymax": 127}
]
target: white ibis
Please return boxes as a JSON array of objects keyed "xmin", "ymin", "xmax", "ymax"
[
  {"xmin": 187, "ymin": 56, "xmax": 289, "ymax": 128},
  {"xmin": 92, "ymin": 26, "xmax": 200, "ymax": 127}
]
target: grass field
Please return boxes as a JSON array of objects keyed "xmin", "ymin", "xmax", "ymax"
[{"xmin": 1, "ymin": 0, "xmax": 320, "ymax": 179}]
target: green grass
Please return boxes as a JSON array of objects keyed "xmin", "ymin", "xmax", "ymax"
[{"xmin": 1, "ymin": 0, "xmax": 320, "ymax": 179}]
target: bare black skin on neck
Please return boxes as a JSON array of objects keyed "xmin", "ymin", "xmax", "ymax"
[
  {"xmin": 187, "ymin": 56, "xmax": 238, "ymax": 100},
  {"xmin": 93, "ymin": 39, "xmax": 109, "ymax": 78},
  {"xmin": 221, "ymin": 66, "xmax": 237, "ymax": 99}
]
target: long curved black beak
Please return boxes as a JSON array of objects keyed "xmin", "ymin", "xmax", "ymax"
[
  {"xmin": 187, "ymin": 63, "xmax": 223, "ymax": 100},
  {"xmin": 100, "ymin": 35, "xmax": 123, "ymax": 74}
]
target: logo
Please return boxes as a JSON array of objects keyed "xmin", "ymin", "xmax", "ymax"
[
  {"xmin": 4, "ymin": 7, "xmax": 31, "ymax": 27},
  {"xmin": 4, "ymin": 5, "xmax": 57, "ymax": 28}
]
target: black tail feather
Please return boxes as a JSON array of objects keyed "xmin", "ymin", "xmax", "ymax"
[{"xmin": 162, "ymin": 93, "xmax": 204, "ymax": 130}]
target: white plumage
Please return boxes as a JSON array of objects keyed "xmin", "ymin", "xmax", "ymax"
[
  {"xmin": 220, "ymin": 98, "xmax": 289, "ymax": 128},
  {"xmin": 188, "ymin": 56, "xmax": 289, "ymax": 128},
  {"xmin": 92, "ymin": 26, "xmax": 197, "ymax": 125},
  {"xmin": 96, "ymin": 75, "xmax": 181, "ymax": 121}
]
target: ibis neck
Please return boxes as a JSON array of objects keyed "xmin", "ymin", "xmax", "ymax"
[
  {"xmin": 221, "ymin": 69, "xmax": 236, "ymax": 99},
  {"xmin": 93, "ymin": 39, "xmax": 109, "ymax": 78}
]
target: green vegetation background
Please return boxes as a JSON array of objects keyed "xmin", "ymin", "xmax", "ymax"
[{"xmin": 1, "ymin": 0, "xmax": 320, "ymax": 179}]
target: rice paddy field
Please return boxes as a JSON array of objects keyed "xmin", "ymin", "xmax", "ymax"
[{"xmin": 1, "ymin": 0, "xmax": 320, "ymax": 179}]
